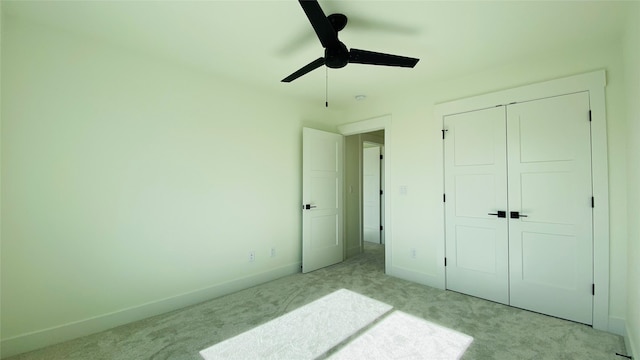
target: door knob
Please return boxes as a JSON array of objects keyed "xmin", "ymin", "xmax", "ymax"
[
  {"xmin": 488, "ymin": 211, "xmax": 506, "ymax": 218},
  {"xmin": 510, "ymin": 211, "xmax": 528, "ymax": 219},
  {"xmin": 303, "ymin": 204, "xmax": 317, "ymax": 210}
]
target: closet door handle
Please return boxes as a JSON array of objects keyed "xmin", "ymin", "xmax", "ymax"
[
  {"xmin": 510, "ymin": 211, "xmax": 528, "ymax": 219},
  {"xmin": 488, "ymin": 211, "xmax": 506, "ymax": 218}
]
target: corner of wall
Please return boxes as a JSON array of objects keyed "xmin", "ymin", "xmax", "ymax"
[{"xmin": 625, "ymin": 320, "xmax": 637, "ymax": 359}]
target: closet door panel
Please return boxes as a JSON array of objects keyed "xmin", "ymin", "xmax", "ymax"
[
  {"xmin": 444, "ymin": 107, "xmax": 509, "ymax": 304},
  {"xmin": 507, "ymin": 92, "xmax": 593, "ymax": 324}
]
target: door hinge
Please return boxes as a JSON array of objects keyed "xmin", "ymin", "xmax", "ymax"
[
  {"xmin": 443, "ymin": 193, "xmax": 446, "ymax": 202},
  {"xmin": 591, "ymin": 196, "xmax": 595, "ymax": 208},
  {"xmin": 592, "ymin": 283, "xmax": 595, "ymax": 296},
  {"xmin": 380, "ymin": 154, "xmax": 384, "ymax": 160},
  {"xmin": 589, "ymin": 110, "xmax": 592, "ymax": 122},
  {"xmin": 380, "ymin": 189, "xmax": 383, "ymax": 195},
  {"xmin": 380, "ymin": 225, "xmax": 383, "ymax": 231},
  {"xmin": 442, "ymin": 129, "xmax": 448, "ymax": 139},
  {"xmin": 444, "ymin": 257, "xmax": 447, "ymax": 266}
]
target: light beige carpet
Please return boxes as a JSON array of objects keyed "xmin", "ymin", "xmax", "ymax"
[
  {"xmin": 5, "ymin": 243, "xmax": 627, "ymax": 360},
  {"xmin": 200, "ymin": 288, "xmax": 473, "ymax": 360},
  {"xmin": 328, "ymin": 310, "xmax": 473, "ymax": 360}
]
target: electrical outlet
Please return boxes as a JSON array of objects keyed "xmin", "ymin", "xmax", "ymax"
[
  {"xmin": 270, "ymin": 247, "xmax": 276, "ymax": 258},
  {"xmin": 249, "ymin": 251, "xmax": 255, "ymax": 262},
  {"xmin": 410, "ymin": 248, "xmax": 417, "ymax": 259}
]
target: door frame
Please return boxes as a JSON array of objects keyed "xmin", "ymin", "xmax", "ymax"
[
  {"xmin": 435, "ymin": 70, "xmax": 609, "ymax": 331},
  {"xmin": 338, "ymin": 115, "xmax": 392, "ymax": 271}
]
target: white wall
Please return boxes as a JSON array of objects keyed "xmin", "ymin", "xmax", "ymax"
[
  {"xmin": 0, "ymin": 16, "xmax": 340, "ymax": 357},
  {"xmin": 623, "ymin": 2, "xmax": 640, "ymax": 356},
  {"xmin": 343, "ymin": 40, "xmax": 629, "ymax": 333}
]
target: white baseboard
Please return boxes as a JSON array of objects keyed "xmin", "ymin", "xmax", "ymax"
[
  {"xmin": 0, "ymin": 262, "xmax": 301, "ymax": 359},
  {"xmin": 609, "ymin": 316, "xmax": 627, "ymax": 336},
  {"xmin": 625, "ymin": 322, "xmax": 638, "ymax": 359},
  {"xmin": 387, "ymin": 265, "xmax": 444, "ymax": 290}
]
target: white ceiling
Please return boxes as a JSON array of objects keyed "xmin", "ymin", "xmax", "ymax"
[{"xmin": 3, "ymin": 1, "xmax": 632, "ymax": 109}]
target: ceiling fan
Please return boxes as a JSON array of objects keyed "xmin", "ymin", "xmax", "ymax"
[{"xmin": 281, "ymin": 0, "xmax": 420, "ymax": 83}]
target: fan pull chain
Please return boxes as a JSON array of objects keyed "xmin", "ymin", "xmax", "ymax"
[{"xmin": 325, "ymin": 66, "xmax": 329, "ymax": 108}]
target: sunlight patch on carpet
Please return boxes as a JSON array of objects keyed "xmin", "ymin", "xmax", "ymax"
[
  {"xmin": 200, "ymin": 288, "xmax": 473, "ymax": 360},
  {"xmin": 199, "ymin": 289, "xmax": 392, "ymax": 360},
  {"xmin": 328, "ymin": 311, "xmax": 473, "ymax": 359}
]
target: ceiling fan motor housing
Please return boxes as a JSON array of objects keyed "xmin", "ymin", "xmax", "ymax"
[{"xmin": 325, "ymin": 42, "xmax": 349, "ymax": 68}]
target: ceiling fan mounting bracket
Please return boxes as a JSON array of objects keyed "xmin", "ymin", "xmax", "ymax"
[{"xmin": 327, "ymin": 13, "xmax": 347, "ymax": 32}]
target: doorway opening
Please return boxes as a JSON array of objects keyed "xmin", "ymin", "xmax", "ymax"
[{"xmin": 345, "ymin": 130, "xmax": 385, "ymax": 263}]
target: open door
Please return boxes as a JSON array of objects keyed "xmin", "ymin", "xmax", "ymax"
[{"xmin": 302, "ymin": 128, "xmax": 344, "ymax": 273}]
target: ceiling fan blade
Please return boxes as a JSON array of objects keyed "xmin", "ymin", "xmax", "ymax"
[
  {"xmin": 349, "ymin": 48, "xmax": 419, "ymax": 68},
  {"xmin": 282, "ymin": 57, "xmax": 326, "ymax": 83},
  {"xmin": 299, "ymin": 0, "xmax": 340, "ymax": 49}
]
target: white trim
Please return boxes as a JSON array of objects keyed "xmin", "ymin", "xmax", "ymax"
[
  {"xmin": 626, "ymin": 321, "xmax": 638, "ymax": 359},
  {"xmin": 338, "ymin": 115, "xmax": 392, "ymax": 272},
  {"xmin": 608, "ymin": 316, "xmax": 626, "ymax": 336},
  {"xmin": 387, "ymin": 266, "xmax": 437, "ymax": 288},
  {"xmin": 0, "ymin": 263, "xmax": 301, "ymax": 359},
  {"xmin": 588, "ymin": 81, "xmax": 610, "ymax": 332},
  {"xmin": 339, "ymin": 115, "xmax": 390, "ymax": 136},
  {"xmin": 434, "ymin": 70, "xmax": 610, "ymax": 331},
  {"xmin": 434, "ymin": 71, "xmax": 606, "ymax": 115}
]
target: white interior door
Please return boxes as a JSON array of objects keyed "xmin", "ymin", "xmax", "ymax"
[
  {"xmin": 507, "ymin": 92, "xmax": 593, "ymax": 324},
  {"xmin": 363, "ymin": 145, "xmax": 381, "ymax": 244},
  {"xmin": 302, "ymin": 128, "xmax": 344, "ymax": 273},
  {"xmin": 444, "ymin": 107, "xmax": 509, "ymax": 305},
  {"xmin": 380, "ymin": 146, "xmax": 385, "ymax": 245}
]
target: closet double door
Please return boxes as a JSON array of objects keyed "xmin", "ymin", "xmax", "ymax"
[{"xmin": 444, "ymin": 92, "xmax": 594, "ymax": 325}]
